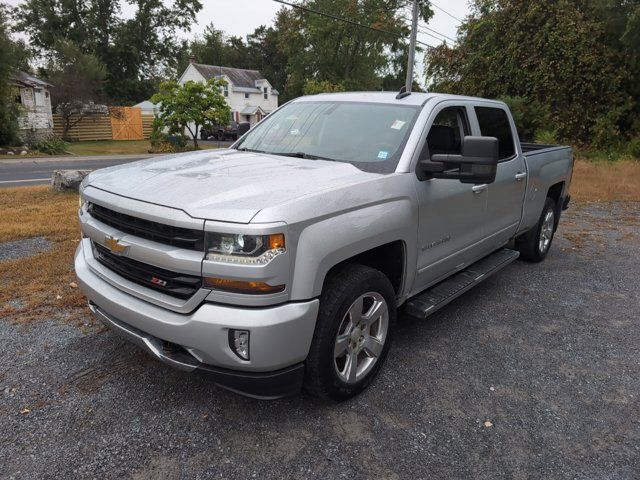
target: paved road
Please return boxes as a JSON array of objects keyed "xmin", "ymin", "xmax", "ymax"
[
  {"xmin": 1, "ymin": 202, "xmax": 639, "ymax": 478},
  {"xmin": 0, "ymin": 155, "xmax": 153, "ymax": 188},
  {"xmin": 0, "ymin": 140, "xmax": 232, "ymax": 188}
]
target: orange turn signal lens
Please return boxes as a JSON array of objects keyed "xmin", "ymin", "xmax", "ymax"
[
  {"xmin": 268, "ymin": 233, "xmax": 285, "ymax": 250},
  {"xmin": 204, "ymin": 277, "xmax": 285, "ymax": 295}
]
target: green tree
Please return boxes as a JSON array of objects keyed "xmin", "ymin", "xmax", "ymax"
[
  {"xmin": 0, "ymin": 5, "xmax": 30, "ymax": 145},
  {"xmin": 425, "ymin": 0, "xmax": 637, "ymax": 146},
  {"xmin": 14, "ymin": 0, "xmax": 203, "ymax": 103},
  {"xmin": 151, "ymin": 79, "xmax": 231, "ymax": 149},
  {"xmin": 44, "ymin": 40, "xmax": 107, "ymax": 140},
  {"xmin": 303, "ymin": 79, "xmax": 346, "ymax": 94},
  {"xmin": 181, "ymin": 1, "xmax": 433, "ymax": 103},
  {"xmin": 277, "ymin": 0, "xmax": 432, "ymax": 101}
]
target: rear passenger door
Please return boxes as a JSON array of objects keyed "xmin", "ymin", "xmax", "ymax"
[{"xmin": 473, "ymin": 106, "xmax": 527, "ymax": 247}]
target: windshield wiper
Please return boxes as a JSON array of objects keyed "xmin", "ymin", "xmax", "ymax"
[
  {"xmin": 236, "ymin": 147, "xmax": 267, "ymax": 154},
  {"xmin": 271, "ymin": 151, "xmax": 336, "ymax": 161}
]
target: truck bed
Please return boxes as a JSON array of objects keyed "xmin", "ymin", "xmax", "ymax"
[
  {"xmin": 518, "ymin": 142, "xmax": 574, "ymax": 235},
  {"xmin": 521, "ymin": 142, "xmax": 571, "ymax": 156}
]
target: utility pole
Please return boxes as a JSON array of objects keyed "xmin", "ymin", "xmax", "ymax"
[{"xmin": 405, "ymin": 0, "xmax": 419, "ymax": 92}]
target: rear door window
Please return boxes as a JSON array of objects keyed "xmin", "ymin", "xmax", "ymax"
[{"xmin": 474, "ymin": 107, "xmax": 516, "ymax": 160}]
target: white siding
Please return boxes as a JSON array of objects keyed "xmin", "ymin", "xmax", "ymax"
[
  {"xmin": 178, "ymin": 65, "xmax": 279, "ymax": 127},
  {"xmin": 18, "ymin": 86, "xmax": 54, "ymax": 136}
]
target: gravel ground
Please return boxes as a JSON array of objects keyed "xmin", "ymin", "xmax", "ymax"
[
  {"xmin": 1, "ymin": 202, "xmax": 639, "ymax": 479},
  {"xmin": 0, "ymin": 237, "xmax": 51, "ymax": 262}
]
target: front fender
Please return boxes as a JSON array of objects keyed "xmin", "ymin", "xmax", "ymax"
[{"xmin": 289, "ymin": 198, "xmax": 417, "ymax": 300}]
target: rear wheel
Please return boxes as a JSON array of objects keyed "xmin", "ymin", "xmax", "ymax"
[
  {"xmin": 304, "ymin": 264, "xmax": 396, "ymax": 401},
  {"xmin": 517, "ymin": 197, "xmax": 556, "ymax": 262}
]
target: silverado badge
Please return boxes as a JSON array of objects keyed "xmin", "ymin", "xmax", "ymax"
[{"xmin": 104, "ymin": 235, "xmax": 128, "ymax": 255}]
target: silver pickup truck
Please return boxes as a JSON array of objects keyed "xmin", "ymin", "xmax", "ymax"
[{"xmin": 75, "ymin": 92, "xmax": 573, "ymax": 400}]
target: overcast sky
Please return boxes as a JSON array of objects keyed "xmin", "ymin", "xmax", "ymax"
[{"xmin": 5, "ymin": 0, "xmax": 471, "ymax": 82}]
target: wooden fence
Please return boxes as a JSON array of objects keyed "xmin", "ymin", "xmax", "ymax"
[{"xmin": 53, "ymin": 108, "xmax": 154, "ymax": 142}]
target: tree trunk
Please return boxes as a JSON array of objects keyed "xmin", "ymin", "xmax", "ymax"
[{"xmin": 193, "ymin": 125, "xmax": 199, "ymax": 149}]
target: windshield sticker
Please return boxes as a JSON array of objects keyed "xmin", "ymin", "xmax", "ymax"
[
  {"xmin": 290, "ymin": 128, "xmax": 300, "ymax": 135},
  {"xmin": 377, "ymin": 151, "xmax": 389, "ymax": 160},
  {"xmin": 390, "ymin": 120, "xmax": 406, "ymax": 130}
]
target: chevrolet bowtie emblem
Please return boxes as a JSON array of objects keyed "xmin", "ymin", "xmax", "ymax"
[{"xmin": 104, "ymin": 235, "xmax": 128, "ymax": 255}]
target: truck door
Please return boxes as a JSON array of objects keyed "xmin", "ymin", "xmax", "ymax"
[
  {"xmin": 413, "ymin": 105, "xmax": 491, "ymax": 292},
  {"xmin": 473, "ymin": 106, "xmax": 527, "ymax": 246}
]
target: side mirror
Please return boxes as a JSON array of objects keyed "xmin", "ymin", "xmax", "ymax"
[{"xmin": 420, "ymin": 136, "xmax": 499, "ymax": 184}]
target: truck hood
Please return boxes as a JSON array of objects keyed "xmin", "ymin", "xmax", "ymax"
[{"xmin": 87, "ymin": 149, "xmax": 378, "ymax": 223}]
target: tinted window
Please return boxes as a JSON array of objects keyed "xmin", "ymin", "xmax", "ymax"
[
  {"xmin": 474, "ymin": 107, "xmax": 515, "ymax": 159},
  {"xmin": 427, "ymin": 107, "xmax": 469, "ymax": 156}
]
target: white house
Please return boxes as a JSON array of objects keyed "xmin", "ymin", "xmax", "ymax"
[
  {"xmin": 11, "ymin": 71, "xmax": 54, "ymax": 139},
  {"xmin": 178, "ymin": 60, "xmax": 279, "ymax": 126}
]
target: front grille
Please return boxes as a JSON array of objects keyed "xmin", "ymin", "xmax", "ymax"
[
  {"xmin": 93, "ymin": 243, "xmax": 202, "ymax": 299},
  {"xmin": 88, "ymin": 203, "xmax": 204, "ymax": 251}
]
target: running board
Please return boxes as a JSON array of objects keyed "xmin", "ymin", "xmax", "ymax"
[{"xmin": 405, "ymin": 248, "xmax": 520, "ymax": 319}]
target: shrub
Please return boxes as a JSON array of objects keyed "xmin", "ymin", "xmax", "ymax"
[
  {"xmin": 628, "ymin": 137, "xmax": 640, "ymax": 159},
  {"xmin": 500, "ymin": 96, "xmax": 551, "ymax": 143},
  {"xmin": 28, "ymin": 135, "xmax": 69, "ymax": 155},
  {"xmin": 535, "ymin": 129, "xmax": 559, "ymax": 145}
]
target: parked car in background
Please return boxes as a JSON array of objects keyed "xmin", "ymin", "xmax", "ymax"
[
  {"xmin": 75, "ymin": 92, "xmax": 573, "ymax": 401},
  {"xmin": 200, "ymin": 121, "xmax": 239, "ymax": 141}
]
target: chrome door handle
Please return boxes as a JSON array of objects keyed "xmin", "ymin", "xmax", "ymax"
[
  {"xmin": 472, "ymin": 184, "xmax": 488, "ymax": 194},
  {"xmin": 515, "ymin": 172, "xmax": 527, "ymax": 181}
]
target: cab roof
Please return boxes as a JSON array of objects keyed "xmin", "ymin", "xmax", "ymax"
[{"xmin": 293, "ymin": 91, "xmax": 504, "ymax": 107}]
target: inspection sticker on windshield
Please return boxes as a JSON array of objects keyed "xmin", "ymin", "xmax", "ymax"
[
  {"xmin": 390, "ymin": 120, "xmax": 406, "ymax": 130},
  {"xmin": 377, "ymin": 151, "xmax": 389, "ymax": 159}
]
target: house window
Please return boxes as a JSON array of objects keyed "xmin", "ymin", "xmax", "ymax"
[
  {"xmin": 245, "ymin": 93, "xmax": 249, "ymax": 99},
  {"xmin": 34, "ymin": 88, "xmax": 45, "ymax": 106},
  {"xmin": 263, "ymin": 87, "xmax": 268, "ymax": 100},
  {"xmin": 221, "ymin": 84, "xmax": 228, "ymax": 97},
  {"xmin": 14, "ymin": 90, "xmax": 22, "ymax": 104}
]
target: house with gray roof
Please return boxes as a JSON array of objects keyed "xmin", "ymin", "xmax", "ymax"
[{"xmin": 178, "ymin": 59, "xmax": 279, "ymax": 126}]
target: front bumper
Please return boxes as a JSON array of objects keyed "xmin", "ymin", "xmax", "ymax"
[{"xmin": 75, "ymin": 241, "xmax": 319, "ymax": 398}]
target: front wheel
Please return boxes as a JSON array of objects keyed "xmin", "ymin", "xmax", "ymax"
[
  {"xmin": 304, "ymin": 264, "xmax": 396, "ymax": 401},
  {"xmin": 517, "ymin": 197, "xmax": 557, "ymax": 262}
]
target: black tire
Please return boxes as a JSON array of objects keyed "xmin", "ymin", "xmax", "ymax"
[
  {"xmin": 216, "ymin": 131, "xmax": 224, "ymax": 141},
  {"xmin": 516, "ymin": 197, "xmax": 557, "ymax": 262},
  {"xmin": 304, "ymin": 264, "xmax": 396, "ymax": 401}
]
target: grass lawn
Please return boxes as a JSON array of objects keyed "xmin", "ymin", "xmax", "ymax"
[{"xmin": 1, "ymin": 158, "xmax": 639, "ymax": 323}]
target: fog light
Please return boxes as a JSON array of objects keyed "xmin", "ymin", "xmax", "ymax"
[{"xmin": 229, "ymin": 329, "xmax": 250, "ymax": 360}]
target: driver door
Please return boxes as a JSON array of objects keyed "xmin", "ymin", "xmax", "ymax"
[{"xmin": 413, "ymin": 104, "xmax": 491, "ymax": 292}]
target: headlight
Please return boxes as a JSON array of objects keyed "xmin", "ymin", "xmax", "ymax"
[
  {"xmin": 205, "ymin": 232, "xmax": 285, "ymax": 264},
  {"xmin": 79, "ymin": 174, "xmax": 90, "ymax": 193}
]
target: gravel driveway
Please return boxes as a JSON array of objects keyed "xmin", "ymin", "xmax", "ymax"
[{"xmin": 1, "ymin": 202, "xmax": 639, "ymax": 479}]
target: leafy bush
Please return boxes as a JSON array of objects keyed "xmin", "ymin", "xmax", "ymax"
[
  {"xmin": 29, "ymin": 135, "xmax": 69, "ymax": 155},
  {"xmin": 500, "ymin": 96, "xmax": 551, "ymax": 143},
  {"xmin": 149, "ymin": 118, "xmax": 191, "ymax": 153},
  {"xmin": 590, "ymin": 108, "xmax": 627, "ymax": 149},
  {"xmin": 303, "ymin": 79, "xmax": 346, "ymax": 95},
  {"xmin": 535, "ymin": 129, "xmax": 559, "ymax": 145},
  {"xmin": 629, "ymin": 138, "xmax": 640, "ymax": 159}
]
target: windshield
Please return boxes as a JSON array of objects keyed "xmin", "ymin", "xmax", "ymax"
[{"xmin": 235, "ymin": 101, "xmax": 420, "ymax": 173}]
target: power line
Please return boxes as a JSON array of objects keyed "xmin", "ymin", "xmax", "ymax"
[
  {"xmin": 430, "ymin": 1, "xmax": 463, "ymax": 23},
  {"xmin": 418, "ymin": 24, "xmax": 456, "ymax": 43},
  {"xmin": 273, "ymin": 0, "xmax": 434, "ymax": 48},
  {"xmin": 416, "ymin": 27, "xmax": 450, "ymax": 44}
]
